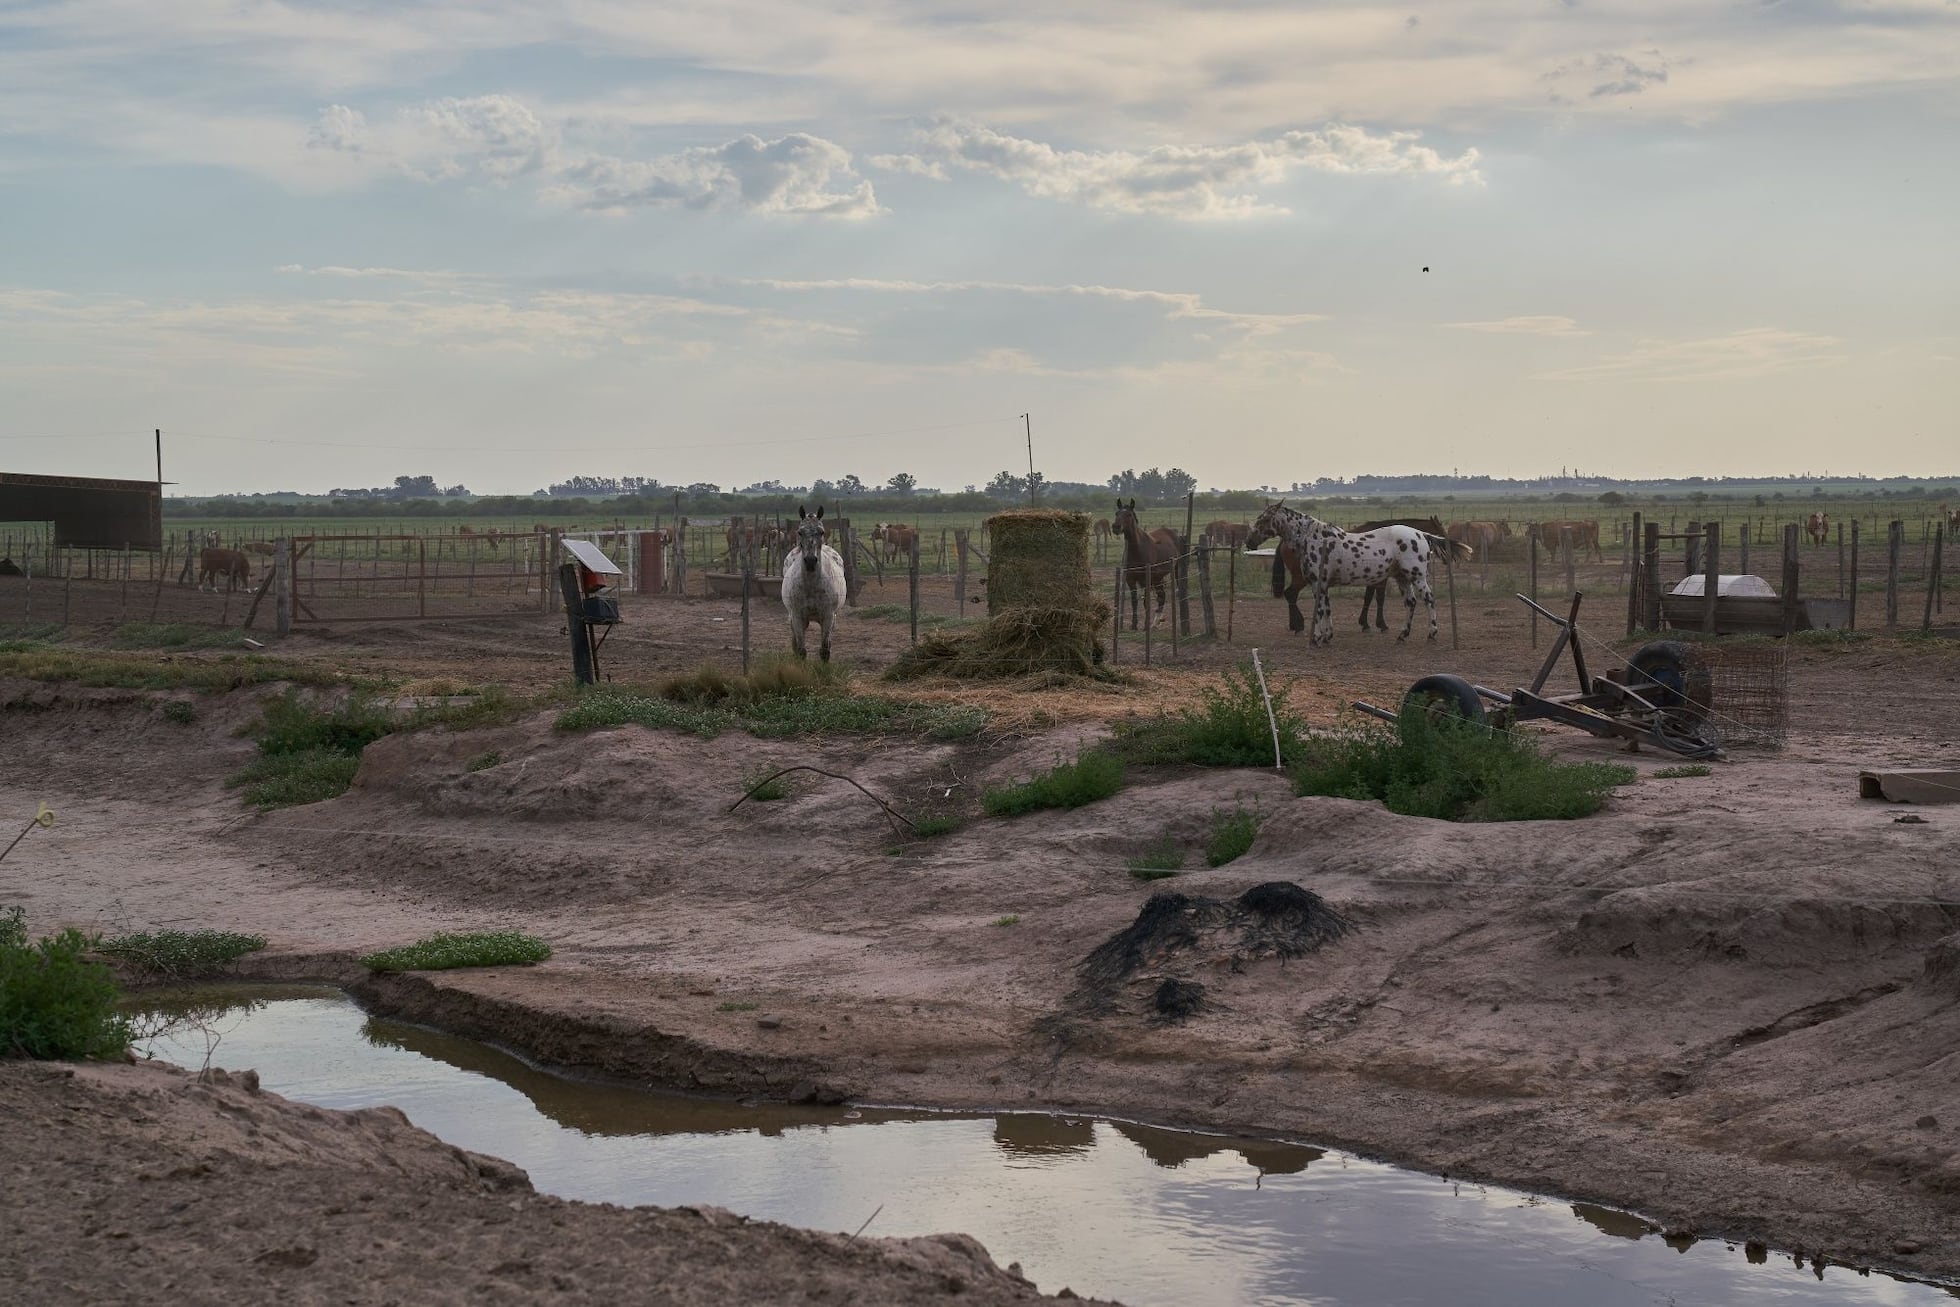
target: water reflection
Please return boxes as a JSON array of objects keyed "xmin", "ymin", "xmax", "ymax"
[{"xmin": 131, "ymin": 989, "xmax": 1960, "ymax": 1307}]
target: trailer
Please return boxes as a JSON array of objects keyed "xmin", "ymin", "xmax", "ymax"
[{"xmin": 1353, "ymin": 592, "xmax": 1723, "ymax": 760}]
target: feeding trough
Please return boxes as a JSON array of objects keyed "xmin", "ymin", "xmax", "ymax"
[
  {"xmin": 1354, "ymin": 592, "xmax": 1724, "ymax": 759},
  {"xmin": 704, "ymin": 571, "xmax": 774, "ymax": 599}
]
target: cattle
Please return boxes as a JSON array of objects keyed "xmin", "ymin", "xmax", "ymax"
[
  {"xmin": 197, "ymin": 547, "xmax": 250, "ymax": 593},
  {"xmin": 239, "ymin": 541, "xmax": 275, "ymax": 556},
  {"xmin": 871, "ymin": 522, "xmax": 918, "ymax": 564},
  {"xmin": 1204, "ymin": 520, "xmax": 1251, "ymax": 549},
  {"xmin": 1447, "ymin": 521, "xmax": 1505, "ymax": 555},
  {"xmin": 1805, "ymin": 511, "xmax": 1830, "ymax": 547},
  {"xmin": 1530, "ymin": 519, "xmax": 1604, "ymax": 562}
]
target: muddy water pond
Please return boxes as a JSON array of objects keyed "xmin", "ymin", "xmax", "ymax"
[{"xmin": 136, "ymin": 988, "xmax": 1954, "ymax": 1307}]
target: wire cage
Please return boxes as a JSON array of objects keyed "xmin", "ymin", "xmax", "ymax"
[{"xmin": 1685, "ymin": 641, "xmax": 1790, "ymax": 751}]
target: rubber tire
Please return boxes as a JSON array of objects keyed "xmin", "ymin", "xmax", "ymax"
[
  {"xmin": 1625, "ymin": 641, "xmax": 1712, "ymax": 720},
  {"xmin": 1402, "ymin": 673, "xmax": 1487, "ymax": 726}
]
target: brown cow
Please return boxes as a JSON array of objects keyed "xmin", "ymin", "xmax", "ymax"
[
  {"xmin": 1805, "ymin": 511, "xmax": 1830, "ymax": 547},
  {"xmin": 871, "ymin": 522, "xmax": 917, "ymax": 563},
  {"xmin": 1204, "ymin": 520, "xmax": 1251, "ymax": 548},
  {"xmin": 1530, "ymin": 519, "xmax": 1603, "ymax": 562},
  {"xmin": 197, "ymin": 547, "xmax": 250, "ymax": 593}
]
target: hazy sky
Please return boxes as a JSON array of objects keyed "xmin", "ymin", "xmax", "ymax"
[{"xmin": 3, "ymin": 1, "xmax": 1956, "ymax": 497}]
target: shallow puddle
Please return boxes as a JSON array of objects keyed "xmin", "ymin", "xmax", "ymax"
[{"xmin": 134, "ymin": 989, "xmax": 1957, "ymax": 1307}]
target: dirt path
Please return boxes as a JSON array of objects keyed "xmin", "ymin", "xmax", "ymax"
[{"xmin": 4, "ymin": 622, "xmax": 1960, "ymax": 1293}]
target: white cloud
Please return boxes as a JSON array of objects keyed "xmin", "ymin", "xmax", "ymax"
[
  {"xmin": 551, "ymin": 133, "xmax": 881, "ymax": 217},
  {"xmin": 734, "ymin": 275, "xmax": 1324, "ymax": 330},
  {"xmin": 1447, "ymin": 315, "xmax": 1591, "ymax": 336},
  {"xmin": 873, "ymin": 118, "xmax": 1480, "ymax": 217},
  {"xmin": 1535, "ymin": 328, "xmax": 1846, "ymax": 381},
  {"xmin": 398, "ymin": 95, "xmax": 553, "ymax": 181}
]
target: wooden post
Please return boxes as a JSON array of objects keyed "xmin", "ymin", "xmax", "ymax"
[
  {"xmin": 1562, "ymin": 526, "xmax": 1576, "ymax": 596},
  {"xmin": 1529, "ymin": 531, "xmax": 1539, "ymax": 648},
  {"xmin": 558, "ymin": 562, "xmax": 594, "ymax": 686},
  {"xmin": 740, "ymin": 544, "xmax": 752, "ymax": 674},
  {"xmin": 1702, "ymin": 521, "xmax": 1719, "ymax": 635},
  {"xmin": 274, "ymin": 539, "xmax": 292, "ymax": 635},
  {"xmin": 118, "ymin": 543, "xmax": 129, "ymax": 622},
  {"xmin": 62, "ymin": 566, "xmax": 71, "ymax": 627},
  {"xmin": 1110, "ymin": 565, "xmax": 1123, "ymax": 664},
  {"xmin": 674, "ymin": 521, "xmax": 688, "ymax": 597},
  {"xmin": 1685, "ymin": 521, "xmax": 1701, "ymax": 580},
  {"xmin": 1781, "ymin": 524, "xmax": 1801, "ymax": 636},
  {"xmin": 1923, "ymin": 527, "xmax": 1943, "ymax": 632},
  {"xmin": 1837, "ymin": 522, "xmax": 1845, "ymax": 598},
  {"xmin": 1227, "ymin": 545, "xmax": 1236, "ymax": 642},
  {"xmin": 1178, "ymin": 492, "xmax": 1195, "ymax": 637},
  {"xmin": 1739, "ymin": 522, "xmax": 1750, "ymax": 577},
  {"xmin": 1195, "ymin": 546, "xmax": 1216, "ymax": 638},
  {"xmin": 417, "ymin": 537, "xmax": 427, "ymax": 618},
  {"xmin": 1626, "ymin": 511, "xmax": 1643, "ymax": 635},
  {"xmin": 839, "ymin": 520, "xmax": 861, "ymax": 607},
  {"xmin": 1886, "ymin": 519, "xmax": 1902, "ymax": 629},
  {"xmin": 908, "ymin": 530, "xmax": 921, "ymax": 645},
  {"xmin": 1849, "ymin": 519, "xmax": 1860, "ymax": 631},
  {"xmin": 1445, "ymin": 550, "xmax": 1459, "ymax": 650},
  {"xmin": 954, "ymin": 529, "xmax": 969, "ymax": 610},
  {"xmin": 1643, "ymin": 522, "xmax": 1662, "ymax": 631}
]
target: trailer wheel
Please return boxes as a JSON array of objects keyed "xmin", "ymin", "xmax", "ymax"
[
  {"xmin": 1402, "ymin": 674, "xmax": 1487, "ymax": 726},
  {"xmin": 1625, "ymin": 641, "xmax": 1711, "ymax": 721}
]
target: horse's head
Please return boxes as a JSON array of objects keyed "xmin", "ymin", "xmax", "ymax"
[
  {"xmin": 1246, "ymin": 500, "xmax": 1289, "ymax": 550},
  {"xmin": 794, "ymin": 505, "xmax": 827, "ymax": 574},
  {"xmin": 1113, "ymin": 498, "xmax": 1139, "ymax": 537}
]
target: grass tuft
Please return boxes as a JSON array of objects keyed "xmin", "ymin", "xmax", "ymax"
[
  {"xmin": 360, "ymin": 931, "xmax": 551, "ymax": 972},
  {"xmin": 1652, "ymin": 764, "xmax": 1714, "ymax": 779},
  {"xmin": 109, "ymin": 623, "xmax": 245, "ymax": 651},
  {"xmin": 741, "ymin": 768, "xmax": 791, "ymax": 801},
  {"xmin": 161, "ymin": 700, "xmax": 196, "ymax": 725},
  {"xmin": 1291, "ymin": 712, "xmax": 1636, "ymax": 822},
  {"xmin": 465, "ymin": 750, "xmax": 502, "ymax": 772},
  {"xmin": 1204, "ymin": 803, "xmax": 1263, "ymax": 867},
  {"xmin": 97, "ymin": 929, "xmax": 266, "ymax": 977},
  {"xmin": 1126, "ymin": 836, "xmax": 1186, "ymax": 881},
  {"xmin": 1109, "ymin": 661, "xmax": 1306, "ymax": 768},
  {"xmin": 227, "ymin": 749, "xmax": 362, "ymax": 809},
  {"xmin": 909, "ymin": 814, "xmax": 962, "ymax": 838},
  {"xmin": 982, "ymin": 750, "xmax": 1126, "ymax": 816},
  {"xmin": 991, "ymin": 915, "xmax": 1021, "ymax": 927},
  {"xmin": 1, "ymin": 906, "xmax": 130, "ymax": 1060}
]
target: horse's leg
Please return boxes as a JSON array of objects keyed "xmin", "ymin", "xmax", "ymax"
[
  {"xmin": 1358, "ymin": 586, "xmax": 1372, "ymax": 632},
  {"xmin": 1375, "ymin": 585, "xmax": 1388, "ymax": 630},
  {"xmin": 789, "ymin": 613, "xmax": 807, "ymax": 659},
  {"xmin": 1421, "ymin": 569, "xmax": 1438, "ymax": 642},
  {"xmin": 819, "ymin": 606, "xmax": 833, "ymax": 663},
  {"xmin": 1286, "ymin": 581, "xmax": 1306, "ymax": 634},
  {"xmin": 1312, "ymin": 579, "xmax": 1333, "ymax": 645},
  {"xmin": 1397, "ymin": 574, "xmax": 1417, "ymax": 642}
]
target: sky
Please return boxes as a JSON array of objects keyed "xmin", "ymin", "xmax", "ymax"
[{"xmin": 2, "ymin": 1, "xmax": 1956, "ymax": 498}]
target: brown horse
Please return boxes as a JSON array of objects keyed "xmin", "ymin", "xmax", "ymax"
[
  {"xmin": 1113, "ymin": 498, "xmax": 1177, "ymax": 630},
  {"xmin": 197, "ymin": 547, "xmax": 251, "ymax": 593}
]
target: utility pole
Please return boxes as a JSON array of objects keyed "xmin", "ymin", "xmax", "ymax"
[
  {"xmin": 155, "ymin": 429, "xmax": 162, "ymax": 485},
  {"xmin": 1021, "ymin": 412, "xmax": 1036, "ymax": 503}
]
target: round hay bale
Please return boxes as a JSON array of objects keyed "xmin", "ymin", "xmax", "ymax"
[{"xmin": 985, "ymin": 510, "xmax": 1094, "ymax": 616}]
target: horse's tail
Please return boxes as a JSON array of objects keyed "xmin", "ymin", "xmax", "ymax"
[
  {"xmin": 1270, "ymin": 549, "xmax": 1287, "ymax": 597},
  {"xmin": 1427, "ymin": 533, "xmax": 1472, "ymax": 565}
]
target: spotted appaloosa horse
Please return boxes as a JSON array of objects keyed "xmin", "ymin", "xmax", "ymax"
[
  {"xmin": 1248, "ymin": 502, "xmax": 1439, "ymax": 645},
  {"xmin": 781, "ymin": 506, "xmax": 847, "ymax": 662}
]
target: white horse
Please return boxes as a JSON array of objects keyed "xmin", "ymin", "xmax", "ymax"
[
  {"xmin": 781, "ymin": 506, "xmax": 847, "ymax": 662},
  {"xmin": 1247, "ymin": 501, "xmax": 1438, "ymax": 646}
]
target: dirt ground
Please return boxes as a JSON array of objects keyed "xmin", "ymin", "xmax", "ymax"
[{"xmin": 4, "ymin": 591, "xmax": 1960, "ymax": 1299}]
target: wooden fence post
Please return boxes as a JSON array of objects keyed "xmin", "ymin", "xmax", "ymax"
[
  {"xmin": 1445, "ymin": 552, "xmax": 1459, "ymax": 650},
  {"xmin": 1781, "ymin": 524, "xmax": 1801, "ymax": 636},
  {"xmin": 1110, "ymin": 566, "xmax": 1124, "ymax": 665},
  {"xmin": 908, "ymin": 530, "xmax": 921, "ymax": 645},
  {"xmin": 1702, "ymin": 521, "xmax": 1719, "ymax": 635},
  {"xmin": 1836, "ymin": 522, "xmax": 1845, "ymax": 598},
  {"xmin": 1178, "ymin": 492, "xmax": 1195, "ymax": 637},
  {"xmin": 740, "ymin": 544, "xmax": 753, "ymax": 674},
  {"xmin": 1642, "ymin": 521, "xmax": 1662, "ymax": 631},
  {"xmin": 1849, "ymin": 519, "xmax": 1860, "ymax": 631},
  {"xmin": 954, "ymin": 529, "xmax": 969, "ymax": 610},
  {"xmin": 1685, "ymin": 521, "xmax": 1702, "ymax": 580},
  {"xmin": 1529, "ymin": 531, "xmax": 1539, "ymax": 648},
  {"xmin": 1226, "ymin": 546, "xmax": 1236, "ymax": 642},
  {"xmin": 1562, "ymin": 526, "xmax": 1576, "ymax": 596},
  {"xmin": 273, "ymin": 539, "xmax": 291, "ymax": 635},
  {"xmin": 1195, "ymin": 546, "xmax": 1216, "ymax": 638},
  {"xmin": 1739, "ymin": 522, "xmax": 1750, "ymax": 577},
  {"xmin": 839, "ymin": 520, "xmax": 861, "ymax": 607},
  {"xmin": 1626, "ymin": 511, "xmax": 1643, "ymax": 635},
  {"xmin": 1923, "ymin": 527, "xmax": 1943, "ymax": 631},
  {"xmin": 1886, "ymin": 519, "xmax": 1902, "ymax": 629}
]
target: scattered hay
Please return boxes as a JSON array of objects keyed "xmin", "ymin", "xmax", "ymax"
[{"xmin": 887, "ymin": 606, "xmax": 1112, "ymax": 681}]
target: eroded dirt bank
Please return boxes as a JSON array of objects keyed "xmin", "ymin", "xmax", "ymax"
[
  {"xmin": 5, "ymin": 647, "xmax": 1960, "ymax": 1290},
  {"xmin": 0, "ymin": 1059, "xmax": 1101, "ymax": 1305}
]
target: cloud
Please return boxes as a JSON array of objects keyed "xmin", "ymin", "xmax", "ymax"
[
  {"xmin": 1545, "ymin": 51, "xmax": 1671, "ymax": 100},
  {"xmin": 729, "ymin": 276, "xmax": 1326, "ymax": 332},
  {"xmin": 551, "ymin": 133, "xmax": 881, "ymax": 217},
  {"xmin": 1535, "ymin": 327, "xmax": 1845, "ymax": 381},
  {"xmin": 1447, "ymin": 315, "xmax": 1591, "ymax": 336},
  {"xmin": 303, "ymin": 96, "xmax": 880, "ymax": 217},
  {"xmin": 872, "ymin": 118, "xmax": 1481, "ymax": 218}
]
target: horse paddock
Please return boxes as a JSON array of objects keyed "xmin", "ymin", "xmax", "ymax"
[{"xmin": 4, "ymin": 581, "xmax": 1960, "ymax": 1299}]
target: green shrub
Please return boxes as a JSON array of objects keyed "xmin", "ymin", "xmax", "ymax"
[
  {"xmin": 1652, "ymin": 764, "xmax": 1714, "ymax": 779},
  {"xmin": 1127, "ymin": 837, "xmax": 1185, "ymax": 880},
  {"xmin": 1109, "ymin": 661, "xmax": 1305, "ymax": 767},
  {"xmin": 991, "ymin": 915, "xmax": 1020, "ymax": 927},
  {"xmin": 910, "ymin": 815, "xmax": 962, "ymax": 838},
  {"xmin": 361, "ymin": 931, "xmax": 552, "ymax": 972},
  {"xmin": 742, "ymin": 768, "xmax": 791, "ymax": 801},
  {"xmin": 465, "ymin": 750, "xmax": 502, "ymax": 772},
  {"xmin": 98, "ymin": 929, "xmax": 267, "ymax": 977},
  {"xmin": 161, "ymin": 700, "xmax": 196, "ymax": 725},
  {"xmin": 226, "ymin": 749, "xmax": 362, "ymax": 809},
  {"xmin": 253, "ymin": 689, "xmax": 395, "ymax": 757},
  {"xmin": 0, "ymin": 907, "xmax": 131, "ymax": 1060},
  {"xmin": 982, "ymin": 750, "xmax": 1127, "ymax": 816},
  {"xmin": 1205, "ymin": 803, "xmax": 1263, "ymax": 867},
  {"xmin": 1291, "ymin": 712, "xmax": 1636, "ymax": 822}
]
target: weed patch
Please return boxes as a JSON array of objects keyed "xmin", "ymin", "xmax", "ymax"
[
  {"xmin": 992, "ymin": 915, "xmax": 1021, "ymax": 927},
  {"xmin": 910, "ymin": 815, "xmax": 962, "ymax": 838},
  {"xmin": 1292, "ymin": 713, "xmax": 1635, "ymax": 822},
  {"xmin": 227, "ymin": 749, "xmax": 362, "ymax": 809},
  {"xmin": 741, "ymin": 768, "xmax": 791, "ymax": 801},
  {"xmin": 557, "ymin": 684, "xmax": 985, "ymax": 740},
  {"xmin": 98, "ymin": 929, "xmax": 266, "ymax": 978},
  {"xmin": 1, "ymin": 906, "xmax": 130, "ymax": 1060},
  {"xmin": 361, "ymin": 931, "xmax": 551, "ymax": 972},
  {"xmin": 0, "ymin": 648, "xmax": 346, "ymax": 692},
  {"xmin": 1652, "ymin": 764, "xmax": 1714, "ymax": 779},
  {"xmin": 161, "ymin": 700, "xmax": 196, "ymax": 725},
  {"xmin": 1127, "ymin": 836, "xmax": 1186, "ymax": 880},
  {"xmin": 982, "ymin": 750, "xmax": 1126, "ymax": 816},
  {"xmin": 1205, "ymin": 803, "xmax": 1263, "ymax": 867},
  {"xmin": 110, "ymin": 623, "xmax": 246, "ymax": 651},
  {"xmin": 1109, "ymin": 661, "xmax": 1305, "ymax": 768},
  {"xmin": 465, "ymin": 750, "xmax": 502, "ymax": 772}
]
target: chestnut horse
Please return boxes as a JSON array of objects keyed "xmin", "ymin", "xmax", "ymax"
[{"xmin": 1113, "ymin": 498, "xmax": 1178, "ymax": 630}]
